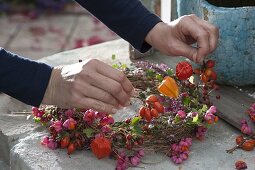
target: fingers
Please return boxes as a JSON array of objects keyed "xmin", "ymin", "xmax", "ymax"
[
  {"xmin": 180, "ymin": 16, "xmax": 210, "ymax": 62},
  {"xmin": 191, "ymin": 15, "xmax": 219, "ymax": 53},
  {"xmin": 84, "ymin": 72, "xmax": 131, "ymax": 107},
  {"xmin": 95, "ymin": 60, "xmax": 135, "ymax": 94},
  {"xmin": 71, "ymin": 93, "xmax": 117, "ymax": 114},
  {"xmin": 74, "ymin": 80, "xmax": 119, "ymax": 107}
]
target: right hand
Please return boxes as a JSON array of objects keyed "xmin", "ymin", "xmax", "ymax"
[{"xmin": 42, "ymin": 59, "xmax": 135, "ymax": 113}]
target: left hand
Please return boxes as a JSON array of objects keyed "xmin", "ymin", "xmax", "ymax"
[{"xmin": 145, "ymin": 14, "xmax": 219, "ymax": 63}]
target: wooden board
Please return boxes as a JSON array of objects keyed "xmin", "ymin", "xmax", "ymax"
[{"xmin": 138, "ymin": 52, "xmax": 255, "ymax": 130}]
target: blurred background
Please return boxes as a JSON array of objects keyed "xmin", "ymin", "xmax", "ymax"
[{"xmin": 0, "ymin": 0, "xmax": 119, "ymax": 60}]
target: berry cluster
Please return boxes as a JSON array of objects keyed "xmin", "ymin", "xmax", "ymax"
[
  {"xmin": 246, "ymin": 103, "xmax": 255, "ymax": 122},
  {"xmin": 139, "ymin": 95, "xmax": 164, "ymax": 122},
  {"xmin": 116, "ymin": 150, "xmax": 145, "ymax": 170},
  {"xmin": 170, "ymin": 138, "xmax": 192, "ymax": 164}
]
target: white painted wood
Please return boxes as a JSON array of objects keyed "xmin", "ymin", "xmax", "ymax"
[{"xmin": 161, "ymin": 0, "xmax": 171, "ymax": 23}]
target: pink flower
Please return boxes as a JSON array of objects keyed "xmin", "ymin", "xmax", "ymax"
[
  {"xmin": 130, "ymin": 156, "xmax": 140, "ymax": 166},
  {"xmin": 63, "ymin": 118, "xmax": 77, "ymax": 130},
  {"xmin": 137, "ymin": 150, "xmax": 145, "ymax": 157},
  {"xmin": 180, "ymin": 153, "xmax": 188, "ymax": 161},
  {"xmin": 65, "ymin": 109, "xmax": 74, "ymax": 117},
  {"xmin": 47, "ymin": 138, "xmax": 58, "ymax": 150},
  {"xmin": 83, "ymin": 109, "xmax": 95, "ymax": 125},
  {"xmin": 204, "ymin": 113, "xmax": 215, "ymax": 121},
  {"xmin": 241, "ymin": 124, "xmax": 252, "ymax": 135},
  {"xmin": 100, "ymin": 115, "xmax": 114, "ymax": 126},
  {"xmin": 196, "ymin": 126, "xmax": 208, "ymax": 140},
  {"xmin": 32, "ymin": 107, "xmax": 44, "ymax": 118},
  {"xmin": 171, "ymin": 156, "xmax": 183, "ymax": 164},
  {"xmin": 176, "ymin": 110, "xmax": 186, "ymax": 119},
  {"xmin": 101, "ymin": 125, "xmax": 112, "ymax": 133},
  {"xmin": 207, "ymin": 106, "xmax": 217, "ymax": 114},
  {"xmin": 95, "ymin": 112, "xmax": 108, "ymax": 119},
  {"xmin": 52, "ymin": 120, "xmax": 62, "ymax": 132},
  {"xmin": 41, "ymin": 136, "xmax": 49, "ymax": 145}
]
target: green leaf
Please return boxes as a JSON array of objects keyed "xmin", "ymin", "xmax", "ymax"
[
  {"xmin": 174, "ymin": 115, "xmax": 181, "ymax": 123},
  {"xmin": 121, "ymin": 64, "xmax": 127, "ymax": 69},
  {"xmin": 156, "ymin": 74, "xmax": 163, "ymax": 81},
  {"xmin": 131, "ymin": 117, "xmax": 141, "ymax": 126},
  {"xmin": 112, "ymin": 54, "xmax": 116, "ymax": 60},
  {"xmin": 146, "ymin": 69, "xmax": 155, "ymax": 78},
  {"xmin": 131, "ymin": 125, "xmax": 142, "ymax": 135},
  {"xmin": 201, "ymin": 105, "xmax": 208, "ymax": 112},
  {"xmin": 183, "ymin": 97, "xmax": 191, "ymax": 107},
  {"xmin": 166, "ymin": 69, "xmax": 174, "ymax": 76},
  {"xmin": 34, "ymin": 117, "xmax": 41, "ymax": 123},
  {"xmin": 192, "ymin": 114, "xmax": 199, "ymax": 123},
  {"xmin": 112, "ymin": 63, "xmax": 119, "ymax": 69},
  {"xmin": 83, "ymin": 128, "xmax": 95, "ymax": 138}
]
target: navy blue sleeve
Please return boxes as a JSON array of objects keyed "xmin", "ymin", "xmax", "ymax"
[
  {"xmin": 75, "ymin": 0, "xmax": 162, "ymax": 53},
  {"xmin": 0, "ymin": 48, "xmax": 53, "ymax": 107}
]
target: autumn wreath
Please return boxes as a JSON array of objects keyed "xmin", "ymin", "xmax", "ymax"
[{"xmin": 32, "ymin": 60, "xmax": 219, "ymax": 169}]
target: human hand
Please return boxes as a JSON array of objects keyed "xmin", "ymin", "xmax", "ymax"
[
  {"xmin": 42, "ymin": 59, "xmax": 135, "ymax": 113},
  {"xmin": 145, "ymin": 14, "xmax": 219, "ymax": 63}
]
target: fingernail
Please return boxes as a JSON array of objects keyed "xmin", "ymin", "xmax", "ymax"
[{"xmin": 112, "ymin": 108, "xmax": 118, "ymax": 114}]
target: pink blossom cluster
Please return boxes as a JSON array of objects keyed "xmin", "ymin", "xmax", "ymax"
[
  {"xmin": 170, "ymin": 138, "xmax": 192, "ymax": 164},
  {"xmin": 41, "ymin": 136, "xmax": 58, "ymax": 150},
  {"xmin": 32, "ymin": 107, "xmax": 51, "ymax": 123},
  {"xmin": 240, "ymin": 119, "xmax": 252, "ymax": 135},
  {"xmin": 195, "ymin": 126, "xmax": 208, "ymax": 140},
  {"xmin": 116, "ymin": 150, "xmax": 145, "ymax": 170},
  {"xmin": 247, "ymin": 103, "xmax": 255, "ymax": 122},
  {"xmin": 176, "ymin": 110, "xmax": 186, "ymax": 119},
  {"xmin": 204, "ymin": 106, "xmax": 218, "ymax": 124},
  {"xmin": 83, "ymin": 109, "xmax": 114, "ymax": 126}
]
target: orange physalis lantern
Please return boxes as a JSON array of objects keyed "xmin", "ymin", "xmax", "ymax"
[
  {"xmin": 158, "ymin": 76, "xmax": 179, "ymax": 98},
  {"xmin": 90, "ymin": 137, "xmax": 112, "ymax": 159}
]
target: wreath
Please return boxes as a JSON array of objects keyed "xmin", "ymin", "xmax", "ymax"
[{"xmin": 32, "ymin": 59, "xmax": 219, "ymax": 169}]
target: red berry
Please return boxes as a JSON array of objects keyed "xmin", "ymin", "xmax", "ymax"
[
  {"xmin": 236, "ymin": 135, "xmax": 244, "ymax": 145},
  {"xmin": 210, "ymin": 71, "xmax": 217, "ymax": 80},
  {"xmin": 206, "ymin": 60, "xmax": 215, "ymax": 68},
  {"xmin": 153, "ymin": 102, "xmax": 164, "ymax": 113},
  {"xmin": 176, "ymin": 61, "xmax": 193, "ymax": 80},
  {"xmin": 242, "ymin": 140, "xmax": 255, "ymax": 151},
  {"xmin": 146, "ymin": 95, "xmax": 158, "ymax": 103},
  {"xmin": 150, "ymin": 108, "xmax": 159, "ymax": 118},
  {"xmin": 67, "ymin": 143, "xmax": 76, "ymax": 155},
  {"xmin": 126, "ymin": 134, "xmax": 132, "ymax": 140},
  {"xmin": 235, "ymin": 160, "xmax": 247, "ymax": 170},
  {"xmin": 216, "ymin": 95, "xmax": 221, "ymax": 100},
  {"xmin": 144, "ymin": 108, "xmax": 152, "ymax": 122},
  {"xmin": 60, "ymin": 136, "xmax": 70, "ymax": 149},
  {"xmin": 201, "ymin": 74, "xmax": 209, "ymax": 83},
  {"xmin": 125, "ymin": 118, "xmax": 131, "ymax": 124},
  {"xmin": 139, "ymin": 106, "xmax": 146, "ymax": 118},
  {"xmin": 204, "ymin": 68, "xmax": 213, "ymax": 77}
]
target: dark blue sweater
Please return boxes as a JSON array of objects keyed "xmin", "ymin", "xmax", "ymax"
[{"xmin": 0, "ymin": 0, "xmax": 161, "ymax": 107}]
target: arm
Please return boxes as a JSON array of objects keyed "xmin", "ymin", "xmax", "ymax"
[
  {"xmin": 0, "ymin": 48, "xmax": 52, "ymax": 107},
  {"xmin": 75, "ymin": 0, "xmax": 162, "ymax": 53}
]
